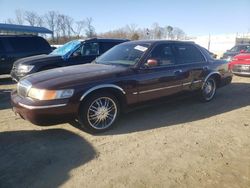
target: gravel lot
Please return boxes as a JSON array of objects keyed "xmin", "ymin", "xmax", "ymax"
[{"xmin": 0, "ymin": 75, "xmax": 249, "ymax": 188}]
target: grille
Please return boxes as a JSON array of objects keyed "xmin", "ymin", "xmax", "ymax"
[
  {"xmin": 17, "ymin": 80, "xmax": 32, "ymax": 97},
  {"xmin": 232, "ymin": 64, "xmax": 250, "ymax": 73}
]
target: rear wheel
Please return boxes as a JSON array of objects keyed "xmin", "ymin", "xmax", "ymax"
[
  {"xmin": 200, "ymin": 77, "xmax": 217, "ymax": 102},
  {"xmin": 78, "ymin": 92, "xmax": 120, "ymax": 133}
]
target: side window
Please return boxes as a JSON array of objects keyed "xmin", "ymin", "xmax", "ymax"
[
  {"xmin": 33, "ymin": 37, "xmax": 50, "ymax": 51},
  {"xmin": 100, "ymin": 42, "xmax": 118, "ymax": 54},
  {"xmin": 148, "ymin": 44, "xmax": 176, "ymax": 66},
  {"xmin": 0, "ymin": 40, "xmax": 5, "ymax": 52},
  {"xmin": 8, "ymin": 37, "xmax": 37, "ymax": 52},
  {"xmin": 175, "ymin": 44, "xmax": 205, "ymax": 64},
  {"xmin": 80, "ymin": 42, "xmax": 99, "ymax": 56}
]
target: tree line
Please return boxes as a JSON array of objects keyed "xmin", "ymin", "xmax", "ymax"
[{"xmin": 5, "ymin": 9, "xmax": 187, "ymax": 44}]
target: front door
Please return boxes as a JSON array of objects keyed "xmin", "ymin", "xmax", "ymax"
[
  {"xmin": 67, "ymin": 42, "xmax": 99, "ymax": 66},
  {"xmin": 136, "ymin": 43, "xmax": 189, "ymax": 102}
]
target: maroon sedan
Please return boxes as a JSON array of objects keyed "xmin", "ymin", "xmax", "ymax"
[{"xmin": 11, "ymin": 40, "xmax": 232, "ymax": 133}]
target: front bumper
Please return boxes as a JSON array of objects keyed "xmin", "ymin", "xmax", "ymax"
[
  {"xmin": 231, "ymin": 64, "xmax": 250, "ymax": 76},
  {"xmin": 11, "ymin": 90, "xmax": 78, "ymax": 125}
]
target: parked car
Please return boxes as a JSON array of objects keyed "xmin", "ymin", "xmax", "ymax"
[
  {"xmin": 0, "ymin": 35, "xmax": 51, "ymax": 75},
  {"xmin": 11, "ymin": 40, "xmax": 232, "ymax": 133},
  {"xmin": 10, "ymin": 38, "xmax": 129, "ymax": 81},
  {"xmin": 228, "ymin": 47, "xmax": 250, "ymax": 76},
  {"xmin": 221, "ymin": 44, "xmax": 250, "ymax": 61}
]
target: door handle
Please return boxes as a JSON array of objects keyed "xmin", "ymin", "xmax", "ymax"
[
  {"xmin": 174, "ymin": 69, "xmax": 183, "ymax": 75},
  {"xmin": 203, "ymin": 66, "xmax": 209, "ymax": 70}
]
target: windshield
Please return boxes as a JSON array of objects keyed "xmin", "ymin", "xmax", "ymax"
[
  {"xmin": 50, "ymin": 40, "xmax": 81, "ymax": 56},
  {"xmin": 96, "ymin": 43, "xmax": 150, "ymax": 66},
  {"xmin": 230, "ymin": 45, "xmax": 250, "ymax": 52}
]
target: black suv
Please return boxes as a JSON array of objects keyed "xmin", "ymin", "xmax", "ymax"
[
  {"xmin": 11, "ymin": 38, "xmax": 129, "ymax": 81},
  {"xmin": 0, "ymin": 35, "xmax": 51, "ymax": 75}
]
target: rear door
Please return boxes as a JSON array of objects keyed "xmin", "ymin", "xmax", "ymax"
[{"xmin": 173, "ymin": 43, "xmax": 208, "ymax": 91}]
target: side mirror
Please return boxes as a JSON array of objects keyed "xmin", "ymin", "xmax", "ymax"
[
  {"xmin": 72, "ymin": 51, "xmax": 81, "ymax": 57},
  {"xmin": 213, "ymin": 54, "xmax": 217, "ymax": 59},
  {"xmin": 145, "ymin": 59, "xmax": 158, "ymax": 68},
  {"xmin": 240, "ymin": 50, "xmax": 246, "ymax": 53}
]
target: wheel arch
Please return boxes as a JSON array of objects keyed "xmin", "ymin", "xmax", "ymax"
[
  {"xmin": 202, "ymin": 72, "xmax": 221, "ymax": 89},
  {"xmin": 79, "ymin": 84, "xmax": 127, "ymax": 110}
]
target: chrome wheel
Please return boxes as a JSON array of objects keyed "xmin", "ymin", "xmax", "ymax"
[
  {"xmin": 87, "ymin": 97, "xmax": 117, "ymax": 130},
  {"xmin": 202, "ymin": 78, "xmax": 216, "ymax": 101}
]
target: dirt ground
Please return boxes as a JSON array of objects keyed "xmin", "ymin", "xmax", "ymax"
[{"xmin": 0, "ymin": 75, "xmax": 249, "ymax": 188}]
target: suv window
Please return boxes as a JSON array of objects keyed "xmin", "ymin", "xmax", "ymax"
[
  {"xmin": 100, "ymin": 42, "xmax": 118, "ymax": 54},
  {"xmin": 80, "ymin": 42, "xmax": 99, "ymax": 56},
  {"xmin": 8, "ymin": 37, "xmax": 38, "ymax": 52},
  {"xmin": 0, "ymin": 40, "xmax": 4, "ymax": 52},
  {"xmin": 33, "ymin": 37, "xmax": 50, "ymax": 51},
  {"xmin": 230, "ymin": 45, "xmax": 250, "ymax": 52},
  {"xmin": 175, "ymin": 44, "xmax": 205, "ymax": 64},
  {"xmin": 148, "ymin": 44, "xmax": 176, "ymax": 66}
]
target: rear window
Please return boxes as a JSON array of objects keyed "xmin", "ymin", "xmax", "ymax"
[
  {"xmin": 175, "ymin": 44, "xmax": 205, "ymax": 64},
  {"xmin": 7, "ymin": 37, "xmax": 50, "ymax": 52}
]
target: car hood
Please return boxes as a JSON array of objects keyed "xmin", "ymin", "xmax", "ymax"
[
  {"xmin": 230, "ymin": 53, "xmax": 250, "ymax": 65},
  {"xmin": 13, "ymin": 54, "xmax": 62, "ymax": 66},
  {"xmin": 23, "ymin": 63, "xmax": 129, "ymax": 89}
]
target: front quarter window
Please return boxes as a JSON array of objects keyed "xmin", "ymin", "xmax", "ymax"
[{"xmin": 96, "ymin": 43, "xmax": 150, "ymax": 66}]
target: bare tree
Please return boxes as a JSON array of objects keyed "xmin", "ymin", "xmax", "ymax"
[
  {"xmin": 75, "ymin": 20, "xmax": 85, "ymax": 37},
  {"xmin": 24, "ymin": 11, "xmax": 38, "ymax": 26},
  {"xmin": 85, "ymin": 17, "xmax": 96, "ymax": 38},
  {"xmin": 6, "ymin": 18, "xmax": 15, "ymax": 24},
  {"xmin": 172, "ymin": 27, "xmax": 186, "ymax": 40},
  {"xmin": 166, "ymin": 25, "xmax": 173, "ymax": 39},
  {"xmin": 44, "ymin": 11, "xmax": 58, "ymax": 41},
  {"xmin": 15, "ymin": 9, "xmax": 25, "ymax": 25},
  {"xmin": 65, "ymin": 16, "xmax": 74, "ymax": 37}
]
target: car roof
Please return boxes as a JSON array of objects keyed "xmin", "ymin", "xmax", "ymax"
[
  {"xmin": 122, "ymin": 40, "xmax": 195, "ymax": 45},
  {"xmin": 78, "ymin": 38, "xmax": 129, "ymax": 43},
  {"xmin": 235, "ymin": 43, "xmax": 250, "ymax": 46},
  {"xmin": 0, "ymin": 34, "xmax": 42, "ymax": 38}
]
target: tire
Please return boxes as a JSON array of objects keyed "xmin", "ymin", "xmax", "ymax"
[
  {"xmin": 200, "ymin": 77, "xmax": 217, "ymax": 102},
  {"xmin": 78, "ymin": 92, "xmax": 120, "ymax": 133}
]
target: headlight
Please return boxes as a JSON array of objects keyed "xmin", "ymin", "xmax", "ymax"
[
  {"xmin": 28, "ymin": 88, "xmax": 74, "ymax": 100},
  {"xmin": 18, "ymin": 65, "xmax": 34, "ymax": 73}
]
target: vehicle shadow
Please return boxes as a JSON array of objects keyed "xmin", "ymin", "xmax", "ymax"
[
  {"xmin": 98, "ymin": 82, "xmax": 250, "ymax": 135},
  {"xmin": 0, "ymin": 89, "xmax": 12, "ymax": 110},
  {"xmin": 0, "ymin": 129, "xmax": 96, "ymax": 188}
]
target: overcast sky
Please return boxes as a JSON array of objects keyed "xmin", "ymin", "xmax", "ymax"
[{"xmin": 0, "ymin": 0, "xmax": 249, "ymax": 36}]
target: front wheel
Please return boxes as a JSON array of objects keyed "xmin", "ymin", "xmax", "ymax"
[
  {"xmin": 200, "ymin": 77, "xmax": 217, "ymax": 102},
  {"xmin": 78, "ymin": 92, "xmax": 120, "ymax": 133}
]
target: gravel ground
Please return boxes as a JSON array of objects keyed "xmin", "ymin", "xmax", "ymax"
[{"xmin": 0, "ymin": 75, "xmax": 249, "ymax": 188}]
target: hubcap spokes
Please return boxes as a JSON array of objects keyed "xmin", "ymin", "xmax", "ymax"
[
  {"xmin": 203, "ymin": 80, "xmax": 215, "ymax": 100},
  {"xmin": 87, "ymin": 97, "xmax": 117, "ymax": 129}
]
